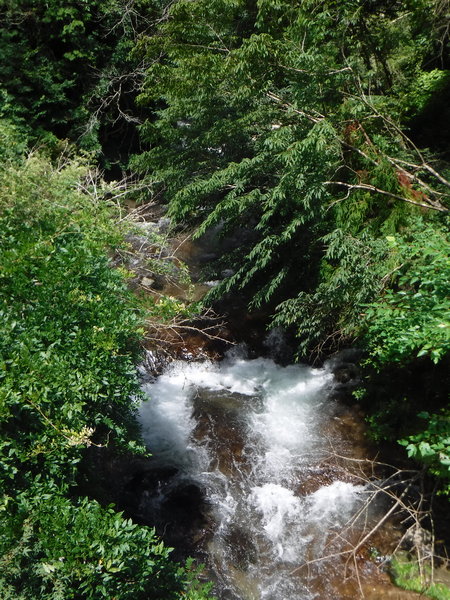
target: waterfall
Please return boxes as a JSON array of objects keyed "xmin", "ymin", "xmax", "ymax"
[{"xmin": 138, "ymin": 350, "xmax": 378, "ymax": 600}]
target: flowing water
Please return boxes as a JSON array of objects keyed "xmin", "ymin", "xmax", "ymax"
[{"xmin": 138, "ymin": 349, "xmax": 393, "ymax": 600}]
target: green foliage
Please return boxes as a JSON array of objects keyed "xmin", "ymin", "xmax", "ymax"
[
  {"xmin": 0, "ymin": 138, "xmax": 212, "ymax": 599},
  {"xmin": 0, "ymin": 119, "xmax": 28, "ymax": 162},
  {"xmin": 390, "ymin": 555, "xmax": 450, "ymax": 600},
  {"xmin": 363, "ymin": 223, "xmax": 450, "ymax": 365},
  {"xmin": 134, "ymin": 0, "xmax": 347, "ymax": 324},
  {"xmin": 0, "ymin": 0, "xmax": 159, "ymax": 165},
  {"xmin": 0, "ymin": 0, "xmax": 449, "ymax": 588},
  {"xmin": 273, "ymin": 230, "xmax": 390, "ymax": 356},
  {"xmin": 402, "ymin": 69, "xmax": 450, "ymax": 116},
  {"xmin": 0, "ymin": 494, "xmax": 182, "ymax": 600},
  {"xmin": 143, "ymin": 295, "xmax": 202, "ymax": 322},
  {"xmin": 356, "ymin": 221, "xmax": 450, "ymax": 490},
  {"xmin": 0, "ymin": 151, "xmax": 142, "ymax": 471},
  {"xmin": 134, "ymin": 0, "xmax": 450, "ymax": 358},
  {"xmin": 399, "ymin": 410, "xmax": 450, "ymax": 487},
  {"xmin": 355, "ymin": 220, "xmax": 450, "ymax": 492}
]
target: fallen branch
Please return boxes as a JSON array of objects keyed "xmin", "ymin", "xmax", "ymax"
[{"xmin": 289, "ymin": 452, "xmax": 445, "ymax": 597}]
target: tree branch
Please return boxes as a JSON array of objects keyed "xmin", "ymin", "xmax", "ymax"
[{"xmin": 325, "ymin": 181, "xmax": 448, "ymax": 212}]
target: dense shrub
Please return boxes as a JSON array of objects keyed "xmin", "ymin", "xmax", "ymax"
[{"xmin": 0, "ymin": 138, "xmax": 211, "ymax": 599}]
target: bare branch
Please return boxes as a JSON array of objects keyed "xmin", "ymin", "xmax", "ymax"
[
  {"xmin": 325, "ymin": 181, "xmax": 448, "ymax": 212},
  {"xmin": 287, "ymin": 449, "xmax": 446, "ymax": 596},
  {"xmin": 266, "ymin": 91, "xmax": 325, "ymax": 123},
  {"xmin": 347, "ymin": 85, "xmax": 450, "ymax": 190}
]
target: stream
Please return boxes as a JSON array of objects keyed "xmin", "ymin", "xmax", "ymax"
[{"xmin": 137, "ymin": 346, "xmax": 402, "ymax": 600}]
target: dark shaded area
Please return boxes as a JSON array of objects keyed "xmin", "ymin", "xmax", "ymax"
[
  {"xmin": 408, "ymin": 77, "xmax": 450, "ymax": 160},
  {"xmin": 77, "ymin": 449, "xmax": 213, "ymax": 560}
]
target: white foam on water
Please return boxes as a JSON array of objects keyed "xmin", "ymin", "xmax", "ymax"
[
  {"xmin": 140, "ymin": 357, "xmax": 331, "ymax": 465},
  {"xmin": 139, "ymin": 360, "xmax": 216, "ymax": 469},
  {"xmin": 309, "ymin": 480, "xmax": 363, "ymax": 520},
  {"xmin": 246, "ymin": 363, "xmax": 332, "ymax": 482},
  {"xmin": 249, "ymin": 484, "xmax": 302, "ymax": 556}
]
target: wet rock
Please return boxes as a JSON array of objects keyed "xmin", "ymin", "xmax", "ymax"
[
  {"xmin": 221, "ymin": 268, "xmax": 235, "ymax": 278},
  {"xmin": 153, "ymin": 479, "xmax": 212, "ymax": 556},
  {"xmin": 333, "ymin": 363, "xmax": 359, "ymax": 384},
  {"xmin": 362, "ymin": 582, "xmax": 424, "ymax": 599},
  {"xmin": 320, "ymin": 401, "xmax": 375, "ymax": 464},
  {"xmin": 192, "ymin": 388, "xmax": 263, "ymax": 417},
  {"xmin": 119, "ymin": 462, "xmax": 179, "ymax": 516},
  {"xmin": 125, "ymin": 233, "xmax": 153, "ymax": 251},
  {"xmin": 218, "ymin": 588, "xmax": 243, "ymax": 600},
  {"xmin": 138, "ymin": 349, "xmax": 169, "ymax": 380},
  {"xmin": 119, "ymin": 461, "xmax": 212, "ymax": 556},
  {"xmin": 192, "ymin": 388, "xmax": 262, "ymax": 476},
  {"xmin": 263, "ymin": 327, "xmax": 294, "ymax": 364},
  {"xmin": 296, "ymin": 465, "xmax": 362, "ymax": 495},
  {"xmin": 161, "ymin": 482, "xmax": 205, "ymax": 522},
  {"xmin": 400, "ymin": 526, "xmax": 433, "ymax": 558},
  {"xmin": 222, "ymin": 525, "xmax": 258, "ymax": 570},
  {"xmin": 327, "ymin": 347, "xmax": 365, "ymax": 365},
  {"xmin": 324, "ymin": 348, "xmax": 365, "ymax": 404},
  {"xmin": 125, "ymin": 465, "xmax": 179, "ymax": 495},
  {"xmin": 157, "ymin": 216, "xmax": 171, "ymax": 232}
]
